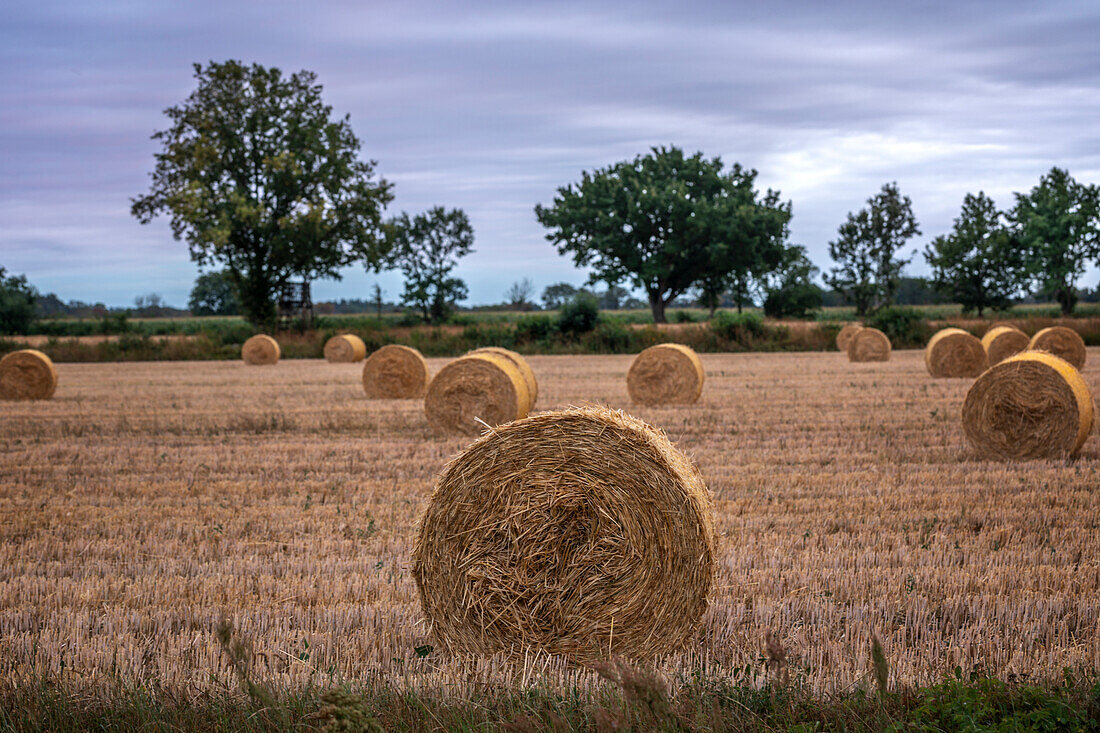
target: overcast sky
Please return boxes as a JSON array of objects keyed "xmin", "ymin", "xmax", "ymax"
[{"xmin": 3, "ymin": 1, "xmax": 1099, "ymax": 307}]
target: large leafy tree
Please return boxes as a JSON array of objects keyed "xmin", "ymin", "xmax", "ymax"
[
  {"xmin": 131, "ymin": 60, "xmax": 394, "ymax": 326},
  {"xmin": 188, "ymin": 270, "xmax": 241, "ymax": 316},
  {"xmin": 925, "ymin": 192, "xmax": 1024, "ymax": 317},
  {"xmin": 1009, "ymin": 167, "xmax": 1100, "ymax": 315},
  {"xmin": 825, "ymin": 182, "xmax": 920, "ymax": 315},
  {"xmin": 761, "ymin": 245, "xmax": 823, "ymax": 319},
  {"xmin": 388, "ymin": 207, "xmax": 474, "ymax": 324},
  {"xmin": 0, "ymin": 267, "xmax": 38, "ymax": 335},
  {"xmin": 535, "ymin": 146, "xmax": 788, "ymax": 323}
]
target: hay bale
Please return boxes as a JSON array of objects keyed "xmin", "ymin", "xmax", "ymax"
[
  {"xmin": 981, "ymin": 325, "xmax": 1029, "ymax": 366},
  {"xmin": 962, "ymin": 351, "xmax": 1094, "ymax": 460},
  {"xmin": 0, "ymin": 349, "xmax": 58, "ymax": 400},
  {"xmin": 924, "ymin": 328, "xmax": 987, "ymax": 378},
  {"xmin": 424, "ymin": 353, "xmax": 530, "ymax": 434},
  {"xmin": 1029, "ymin": 326, "xmax": 1086, "ymax": 370},
  {"xmin": 836, "ymin": 323, "xmax": 863, "ymax": 352},
  {"xmin": 241, "ymin": 334, "xmax": 280, "ymax": 365},
  {"xmin": 470, "ymin": 347, "xmax": 538, "ymax": 407},
  {"xmin": 362, "ymin": 344, "xmax": 430, "ymax": 399},
  {"xmin": 626, "ymin": 343, "xmax": 705, "ymax": 405},
  {"xmin": 412, "ymin": 405, "xmax": 716, "ymax": 661},
  {"xmin": 847, "ymin": 327, "xmax": 891, "ymax": 362},
  {"xmin": 324, "ymin": 334, "xmax": 367, "ymax": 363}
]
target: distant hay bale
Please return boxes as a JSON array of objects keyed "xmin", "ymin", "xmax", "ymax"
[
  {"xmin": 981, "ymin": 325, "xmax": 1030, "ymax": 366},
  {"xmin": 847, "ymin": 327, "xmax": 891, "ymax": 362},
  {"xmin": 424, "ymin": 352, "xmax": 530, "ymax": 434},
  {"xmin": 924, "ymin": 328, "xmax": 987, "ymax": 378},
  {"xmin": 836, "ymin": 323, "xmax": 863, "ymax": 352},
  {"xmin": 361, "ymin": 344, "xmax": 430, "ymax": 399},
  {"xmin": 0, "ymin": 349, "xmax": 58, "ymax": 400},
  {"xmin": 626, "ymin": 343, "xmax": 705, "ymax": 405},
  {"xmin": 470, "ymin": 347, "xmax": 538, "ymax": 407},
  {"xmin": 324, "ymin": 334, "xmax": 367, "ymax": 363},
  {"xmin": 1029, "ymin": 326, "xmax": 1086, "ymax": 369},
  {"xmin": 241, "ymin": 334, "xmax": 280, "ymax": 365},
  {"xmin": 412, "ymin": 405, "xmax": 716, "ymax": 661},
  {"xmin": 962, "ymin": 351, "xmax": 1094, "ymax": 460}
]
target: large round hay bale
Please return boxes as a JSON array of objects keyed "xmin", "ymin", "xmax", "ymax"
[
  {"xmin": 241, "ymin": 334, "xmax": 280, "ymax": 365},
  {"xmin": 362, "ymin": 344, "xmax": 430, "ymax": 399},
  {"xmin": 836, "ymin": 323, "xmax": 863, "ymax": 352},
  {"xmin": 470, "ymin": 347, "xmax": 538, "ymax": 407},
  {"xmin": 324, "ymin": 334, "xmax": 367, "ymax": 363},
  {"xmin": 424, "ymin": 353, "xmax": 530, "ymax": 434},
  {"xmin": 0, "ymin": 349, "xmax": 58, "ymax": 400},
  {"xmin": 1029, "ymin": 326, "xmax": 1086, "ymax": 370},
  {"xmin": 962, "ymin": 351, "xmax": 1094, "ymax": 460},
  {"xmin": 847, "ymin": 327, "xmax": 891, "ymax": 362},
  {"xmin": 412, "ymin": 405, "xmax": 716, "ymax": 661},
  {"xmin": 626, "ymin": 343, "xmax": 705, "ymax": 405},
  {"xmin": 981, "ymin": 325, "xmax": 1029, "ymax": 366},
  {"xmin": 924, "ymin": 328, "xmax": 987, "ymax": 378}
]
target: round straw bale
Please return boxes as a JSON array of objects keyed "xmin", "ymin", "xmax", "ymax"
[
  {"xmin": 847, "ymin": 327, "xmax": 891, "ymax": 362},
  {"xmin": 981, "ymin": 325, "xmax": 1029, "ymax": 366},
  {"xmin": 0, "ymin": 349, "xmax": 58, "ymax": 400},
  {"xmin": 424, "ymin": 353, "xmax": 530, "ymax": 434},
  {"xmin": 924, "ymin": 328, "xmax": 987, "ymax": 378},
  {"xmin": 324, "ymin": 334, "xmax": 367, "ymax": 363},
  {"xmin": 412, "ymin": 405, "xmax": 716, "ymax": 661},
  {"xmin": 241, "ymin": 334, "xmax": 280, "ymax": 365},
  {"xmin": 962, "ymin": 351, "xmax": 1094, "ymax": 460},
  {"xmin": 1028, "ymin": 326, "xmax": 1086, "ymax": 369},
  {"xmin": 836, "ymin": 323, "xmax": 863, "ymax": 352},
  {"xmin": 626, "ymin": 343, "xmax": 705, "ymax": 405},
  {"xmin": 362, "ymin": 344, "xmax": 430, "ymax": 399},
  {"xmin": 470, "ymin": 347, "xmax": 538, "ymax": 407}
]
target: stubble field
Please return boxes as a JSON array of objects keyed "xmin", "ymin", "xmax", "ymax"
[{"xmin": 1, "ymin": 350, "xmax": 1098, "ymax": 699}]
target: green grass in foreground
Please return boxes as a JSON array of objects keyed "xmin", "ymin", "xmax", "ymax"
[{"xmin": 3, "ymin": 670, "xmax": 1098, "ymax": 732}]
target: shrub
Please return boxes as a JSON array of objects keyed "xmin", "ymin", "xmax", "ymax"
[
  {"xmin": 865, "ymin": 306, "xmax": 930, "ymax": 348},
  {"xmin": 586, "ymin": 320, "xmax": 633, "ymax": 352},
  {"xmin": 515, "ymin": 314, "xmax": 555, "ymax": 343},
  {"xmin": 672, "ymin": 310, "xmax": 698, "ymax": 323},
  {"xmin": 710, "ymin": 311, "xmax": 765, "ymax": 345},
  {"xmin": 557, "ymin": 293, "xmax": 599, "ymax": 336},
  {"xmin": 763, "ymin": 283, "xmax": 822, "ymax": 319}
]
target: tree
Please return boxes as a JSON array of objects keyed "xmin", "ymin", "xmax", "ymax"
[
  {"xmin": 133, "ymin": 293, "xmax": 167, "ymax": 317},
  {"xmin": 925, "ymin": 192, "xmax": 1024, "ymax": 317},
  {"xmin": 541, "ymin": 283, "xmax": 578, "ymax": 310},
  {"xmin": 388, "ymin": 207, "xmax": 474, "ymax": 324},
  {"xmin": 371, "ymin": 284, "xmax": 385, "ymax": 320},
  {"xmin": 189, "ymin": 270, "xmax": 240, "ymax": 316},
  {"xmin": 1009, "ymin": 167, "xmax": 1100, "ymax": 315},
  {"xmin": 761, "ymin": 245, "xmax": 823, "ymax": 318},
  {"xmin": 0, "ymin": 268, "xmax": 38, "ymax": 335},
  {"xmin": 504, "ymin": 278, "xmax": 536, "ymax": 310},
  {"xmin": 597, "ymin": 284, "xmax": 631, "ymax": 310},
  {"xmin": 131, "ymin": 60, "xmax": 394, "ymax": 327},
  {"xmin": 535, "ymin": 146, "xmax": 785, "ymax": 323},
  {"xmin": 825, "ymin": 182, "xmax": 921, "ymax": 315}
]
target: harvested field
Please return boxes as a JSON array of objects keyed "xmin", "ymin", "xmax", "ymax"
[{"xmin": 1, "ymin": 350, "xmax": 1098, "ymax": 698}]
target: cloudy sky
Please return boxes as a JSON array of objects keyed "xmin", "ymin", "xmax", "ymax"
[{"xmin": 3, "ymin": 1, "xmax": 1099, "ymax": 307}]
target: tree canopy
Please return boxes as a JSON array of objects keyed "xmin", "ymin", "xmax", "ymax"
[
  {"xmin": 387, "ymin": 207, "xmax": 474, "ymax": 324},
  {"xmin": 825, "ymin": 182, "xmax": 920, "ymax": 315},
  {"xmin": 188, "ymin": 270, "xmax": 241, "ymax": 316},
  {"xmin": 131, "ymin": 60, "xmax": 394, "ymax": 326},
  {"xmin": 1009, "ymin": 167, "xmax": 1100, "ymax": 314},
  {"xmin": 0, "ymin": 268, "xmax": 38, "ymax": 335},
  {"xmin": 535, "ymin": 146, "xmax": 790, "ymax": 323}
]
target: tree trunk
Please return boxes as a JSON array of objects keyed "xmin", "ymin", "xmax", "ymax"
[
  {"xmin": 238, "ymin": 268, "xmax": 275, "ymax": 328},
  {"xmin": 649, "ymin": 292, "xmax": 667, "ymax": 324},
  {"xmin": 1056, "ymin": 284, "xmax": 1076, "ymax": 315}
]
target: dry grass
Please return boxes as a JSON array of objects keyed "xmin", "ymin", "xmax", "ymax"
[{"xmin": 1, "ymin": 351, "xmax": 1098, "ymax": 699}]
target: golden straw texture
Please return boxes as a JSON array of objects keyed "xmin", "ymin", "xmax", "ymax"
[
  {"xmin": 962, "ymin": 351, "xmax": 1094, "ymax": 460},
  {"xmin": 836, "ymin": 323, "xmax": 863, "ymax": 352},
  {"xmin": 847, "ymin": 328, "xmax": 891, "ymax": 362},
  {"xmin": 470, "ymin": 347, "xmax": 538, "ymax": 407},
  {"xmin": 626, "ymin": 343, "xmax": 705, "ymax": 405},
  {"xmin": 924, "ymin": 328, "xmax": 987, "ymax": 378},
  {"xmin": 412, "ymin": 405, "xmax": 716, "ymax": 662},
  {"xmin": 423, "ymin": 353, "xmax": 530, "ymax": 434},
  {"xmin": 0, "ymin": 349, "xmax": 57, "ymax": 400},
  {"xmin": 1029, "ymin": 326, "xmax": 1086, "ymax": 369},
  {"xmin": 241, "ymin": 335, "xmax": 280, "ymax": 365},
  {"xmin": 981, "ymin": 325, "xmax": 1029, "ymax": 366},
  {"xmin": 361, "ymin": 344, "xmax": 430, "ymax": 399},
  {"xmin": 324, "ymin": 334, "xmax": 367, "ymax": 363}
]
